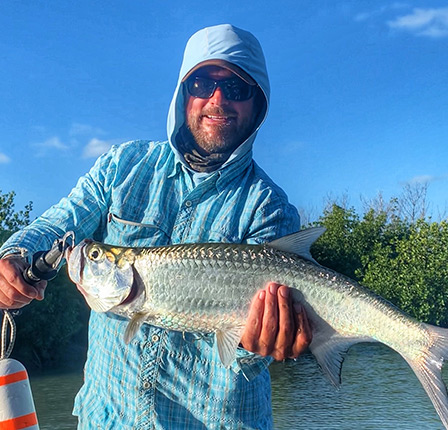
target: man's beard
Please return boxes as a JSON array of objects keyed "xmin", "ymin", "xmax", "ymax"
[{"xmin": 186, "ymin": 106, "xmax": 254, "ymax": 155}]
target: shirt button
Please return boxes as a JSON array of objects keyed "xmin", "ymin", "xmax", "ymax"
[
  {"xmin": 143, "ymin": 381, "xmax": 151, "ymax": 389},
  {"xmin": 185, "ymin": 200, "xmax": 192, "ymax": 207},
  {"xmin": 151, "ymin": 334, "xmax": 160, "ymax": 342}
]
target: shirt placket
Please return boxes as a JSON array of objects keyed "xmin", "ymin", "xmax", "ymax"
[
  {"xmin": 135, "ymin": 326, "xmax": 165, "ymax": 429},
  {"xmin": 171, "ymin": 180, "xmax": 215, "ymax": 243}
]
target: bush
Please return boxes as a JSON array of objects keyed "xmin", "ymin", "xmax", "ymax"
[
  {"xmin": 362, "ymin": 220, "xmax": 448, "ymax": 326},
  {"xmin": 312, "ymin": 204, "xmax": 448, "ymax": 327}
]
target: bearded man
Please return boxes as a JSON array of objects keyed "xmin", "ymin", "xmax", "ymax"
[{"xmin": 0, "ymin": 24, "xmax": 311, "ymax": 429}]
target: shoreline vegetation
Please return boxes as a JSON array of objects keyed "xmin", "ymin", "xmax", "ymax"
[{"xmin": 1, "ymin": 186, "xmax": 447, "ymax": 373}]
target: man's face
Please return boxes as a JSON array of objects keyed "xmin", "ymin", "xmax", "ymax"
[{"xmin": 185, "ymin": 66, "xmax": 257, "ymax": 155}]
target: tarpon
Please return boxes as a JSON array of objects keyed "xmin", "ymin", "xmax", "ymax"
[{"xmin": 66, "ymin": 228, "xmax": 448, "ymax": 429}]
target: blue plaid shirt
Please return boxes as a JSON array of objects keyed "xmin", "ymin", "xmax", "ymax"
[{"xmin": 1, "ymin": 140, "xmax": 300, "ymax": 429}]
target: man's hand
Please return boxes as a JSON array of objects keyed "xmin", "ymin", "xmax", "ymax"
[
  {"xmin": 0, "ymin": 256, "xmax": 46, "ymax": 309},
  {"xmin": 240, "ymin": 282, "xmax": 312, "ymax": 361}
]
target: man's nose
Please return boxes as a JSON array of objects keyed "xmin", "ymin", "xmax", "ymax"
[{"xmin": 209, "ymin": 86, "xmax": 228, "ymax": 104}]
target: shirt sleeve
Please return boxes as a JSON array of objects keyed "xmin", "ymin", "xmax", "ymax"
[
  {"xmin": 243, "ymin": 186, "xmax": 301, "ymax": 245},
  {"xmin": 0, "ymin": 146, "xmax": 118, "ymax": 259}
]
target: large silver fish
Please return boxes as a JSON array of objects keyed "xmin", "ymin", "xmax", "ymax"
[{"xmin": 67, "ymin": 228, "xmax": 448, "ymax": 429}]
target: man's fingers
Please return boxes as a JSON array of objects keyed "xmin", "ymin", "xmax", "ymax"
[
  {"xmin": 0, "ymin": 258, "xmax": 46, "ymax": 308},
  {"xmin": 1, "ymin": 271, "xmax": 39, "ymax": 299},
  {"xmin": 0, "ymin": 284, "xmax": 32, "ymax": 308},
  {"xmin": 272, "ymin": 285, "xmax": 294, "ymax": 359},
  {"xmin": 258, "ymin": 283, "xmax": 279, "ymax": 356},
  {"xmin": 241, "ymin": 285, "xmax": 313, "ymax": 360},
  {"xmin": 34, "ymin": 282, "xmax": 46, "ymax": 300},
  {"xmin": 291, "ymin": 303, "xmax": 312, "ymax": 358},
  {"xmin": 240, "ymin": 289, "xmax": 266, "ymax": 351}
]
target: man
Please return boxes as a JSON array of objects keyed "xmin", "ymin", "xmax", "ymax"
[{"xmin": 0, "ymin": 24, "xmax": 311, "ymax": 429}]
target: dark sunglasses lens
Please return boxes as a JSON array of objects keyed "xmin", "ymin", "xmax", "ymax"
[
  {"xmin": 221, "ymin": 79, "xmax": 254, "ymax": 101},
  {"xmin": 187, "ymin": 78, "xmax": 215, "ymax": 98},
  {"xmin": 187, "ymin": 77, "xmax": 256, "ymax": 101}
]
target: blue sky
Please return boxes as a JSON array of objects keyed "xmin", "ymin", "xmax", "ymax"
[{"xmin": 1, "ymin": 0, "xmax": 447, "ymax": 223}]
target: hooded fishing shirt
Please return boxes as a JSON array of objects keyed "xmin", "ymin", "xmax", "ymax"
[{"xmin": 0, "ymin": 24, "xmax": 300, "ymax": 429}]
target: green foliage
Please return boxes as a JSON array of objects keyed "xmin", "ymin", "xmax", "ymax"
[
  {"xmin": 0, "ymin": 190, "xmax": 32, "ymax": 231},
  {"xmin": 362, "ymin": 220, "xmax": 448, "ymax": 326},
  {"xmin": 311, "ymin": 205, "xmax": 362, "ymax": 279},
  {"xmin": 312, "ymin": 203, "xmax": 448, "ymax": 327},
  {"xmin": 311, "ymin": 205, "xmax": 405, "ymax": 280},
  {"xmin": 0, "ymin": 229, "xmax": 13, "ymax": 245}
]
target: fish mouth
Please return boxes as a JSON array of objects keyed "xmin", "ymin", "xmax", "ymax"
[{"xmin": 66, "ymin": 243, "xmax": 85, "ymax": 286}]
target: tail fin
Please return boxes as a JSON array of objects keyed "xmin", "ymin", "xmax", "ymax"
[{"xmin": 403, "ymin": 324, "xmax": 448, "ymax": 430}]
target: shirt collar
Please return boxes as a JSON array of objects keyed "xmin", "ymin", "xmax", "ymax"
[{"xmin": 168, "ymin": 141, "xmax": 253, "ymax": 193}]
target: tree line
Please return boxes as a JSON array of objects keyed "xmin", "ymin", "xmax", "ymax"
[{"xmin": 1, "ymin": 188, "xmax": 447, "ymax": 370}]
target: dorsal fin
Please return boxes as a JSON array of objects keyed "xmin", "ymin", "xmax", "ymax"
[{"xmin": 268, "ymin": 227, "xmax": 326, "ymax": 263}]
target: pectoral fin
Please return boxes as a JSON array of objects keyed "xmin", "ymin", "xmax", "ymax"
[
  {"xmin": 124, "ymin": 312, "xmax": 149, "ymax": 344},
  {"xmin": 216, "ymin": 326, "xmax": 244, "ymax": 368},
  {"xmin": 85, "ymin": 296, "xmax": 117, "ymax": 313}
]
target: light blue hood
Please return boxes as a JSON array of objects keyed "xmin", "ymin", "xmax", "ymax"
[{"xmin": 167, "ymin": 24, "xmax": 270, "ymax": 172}]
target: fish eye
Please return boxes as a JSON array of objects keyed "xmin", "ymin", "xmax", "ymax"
[{"xmin": 88, "ymin": 246, "xmax": 103, "ymax": 261}]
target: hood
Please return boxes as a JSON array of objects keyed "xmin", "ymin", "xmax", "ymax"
[{"xmin": 167, "ymin": 24, "xmax": 270, "ymax": 172}]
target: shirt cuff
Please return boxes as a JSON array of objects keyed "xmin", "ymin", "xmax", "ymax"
[
  {"xmin": 232, "ymin": 347, "xmax": 273, "ymax": 381},
  {"xmin": 0, "ymin": 247, "xmax": 30, "ymax": 261}
]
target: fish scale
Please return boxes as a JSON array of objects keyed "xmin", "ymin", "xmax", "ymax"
[{"xmin": 67, "ymin": 227, "xmax": 448, "ymax": 429}]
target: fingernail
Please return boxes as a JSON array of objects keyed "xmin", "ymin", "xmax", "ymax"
[
  {"xmin": 35, "ymin": 285, "xmax": 45, "ymax": 300},
  {"xmin": 279, "ymin": 286, "xmax": 289, "ymax": 298},
  {"xmin": 269, "ymin": 283, "xmax": 278, "ymax": 295},
  {"xmin": 258, "ymin": 290, "xmax": 266, "ymax": 300}
]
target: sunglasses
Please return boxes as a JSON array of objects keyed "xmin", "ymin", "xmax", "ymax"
[{"xmin": 186, "ymin": 76, "xmax": 257, "ymax": 101}]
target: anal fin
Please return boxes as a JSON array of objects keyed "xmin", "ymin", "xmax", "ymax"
[{"xmin": 310, "ymin": 334, "xmax": 371, "ymax": 387}]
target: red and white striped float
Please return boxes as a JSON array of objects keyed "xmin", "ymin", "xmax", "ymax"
[
  {"xmin": 0, "ymin": 310, "xmax": 39, "ymax": 429},
  {"xmin": 0, "ymin": 358, "xmax": 39, "ymax": 429}
]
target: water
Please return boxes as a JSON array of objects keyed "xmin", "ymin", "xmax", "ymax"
[
  {"xmin": 30, "ymin": 370, "xmax": 82, "ymax": 430},
  {"xmin": 28, "ymin": 344, "xmax": 446, "ymax": 429},
  {"xmin": 271, "ymin": 344, "xmax": 445, "ymax": 429}
]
